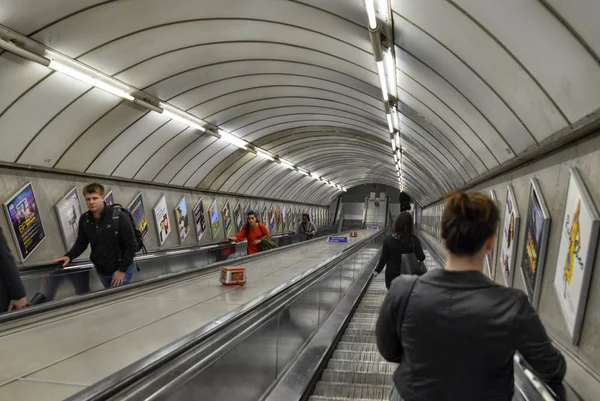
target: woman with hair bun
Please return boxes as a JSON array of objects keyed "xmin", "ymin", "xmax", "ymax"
[
  {"xmin": 376, "ymin": 191, "xmax": 566, "ymax": 401},
  {"xmin": 373, "ymin": 212, "xmax": 426, "ymax": 289}
]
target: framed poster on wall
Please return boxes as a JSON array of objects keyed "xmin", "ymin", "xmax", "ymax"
[
  {"xmin": 500, "ymin": 185, "xmax": 520, "ymax": 287},
  {"xmin": 3, "ymin": 182, "xmax": 46, "ymax": 262},
  {"xmin": 553, "ymin": 168, "xmax": 600, "ymax": 345},
  {"xmin": 104, "ymin": 190, "xmax": 115, "ymax": 206},
  {"xmin": 193, "ymin": 198, "xmax": 206, "ymax": 242},
  {"xmin": 485, "ymin": 190, "xmax": 500, "ymax": 279},
  {"xmin": 175, "ymin": 197, "xmax": 190, "ymax": 244},
  {"xmin": 55, "ymin": 187, "xmax": 84, "ymax": 251},
  {"xmin": 233, "ymin": 202, "xmax": 242, "ymax": 233},
  {"xmin": 269, "ymin": 205, "xmax": 275, "ymax": 231},
  {"xmin": 222, "ymin": 201, "xmax": 233, "ymax": 237},
  {"xmin": 282, "ymin": 206, "xmax": 287, "ymax": 230},
  {"xmin": 153, "ymin": 195, "xmax": 171, "ymax": 246},
  {"xmin": 519, "ymin": 179, "xmax": 551, "ymax": 308},
  {"xmin": 245, "ymin": 201, "xmax": 252, "ymax": 216},
  {"xmin": 275, "ymin": 206, "xmax": 281, "ymax": 231},
  {"xmin": 210, "ymin": 199, "xmax": 221, "ymax": 239},
  {"xmin": 128, "ymin": 193, "xmax": 149, "ymax": 239},
  {"xmin": 261, "ymin": 204, "xmax": 267, "ymax": 228}
]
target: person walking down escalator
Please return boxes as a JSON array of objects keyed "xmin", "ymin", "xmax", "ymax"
[
  {"xmin": 373, "ymin": 212, "xmax": 426, "ymax": 289},
  {"xmin": 376, "ymin": 191, "xmax": 566, "ymax": 401},
  {"xmin": 228, "ymin": 211, "xmax": 271, "ymax": 255},
  {"xmin": 0, "ymin": 226, "xmax": 27, "ymax": 313},
  {"xmin": 297, "ymin": 214, "xmax": 317, "ymax": 242}
]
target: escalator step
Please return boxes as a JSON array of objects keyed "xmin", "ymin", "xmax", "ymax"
[
  {"xmin": 326, "ymin": 359, "xmax": 396, "ymax": 374},
  {"xmin": 342, "ymin": 328, "xmax": 376, "ymax": 337},
  {"xmin": 308, "ymin": 397, "xmax": 383, "ymax": 401},
  {"xmin": 335, "ymin": 342, "xmax": 379, "ymax": 352},
  {"xmin": 340, "ymin": 334, "xmax": 376, "ymax": 343},
  {"xmin": 331, "ymin": 350, "xmax": 386, "ymax": 362},
  {"xmin": 321, "ymin": 369, "xmax": 394, "ymax": 386},
  {"xmin": 313, "ymin": 382, "xmax": 392, "ymax": 399}
]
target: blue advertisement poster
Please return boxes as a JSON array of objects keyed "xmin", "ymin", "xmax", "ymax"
[
  {"xmin": 128, "ymin": 193, "xmax": 149, "ymax": 239},
  {"xmin": 4, "ymin": 182, "xmax": 46, "ymax": 261}
]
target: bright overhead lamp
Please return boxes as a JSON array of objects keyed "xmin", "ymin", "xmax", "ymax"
[
  {"xmin": 256, "ymin": 149, "xmax": 275, "ymax": 161},
  {"xmin": 365, "ymin": 0, "xmax": 378, "ymax": 29},
  {"xmin": 297, "ymin": 168, "xmax": 309, "ymax": 176},
  {"xmin": 385, "ymin": 49, "xmax": 398, "ymax": 98},
  {"xmin": 392, "ymin": 110, "xmax": 399, "ymax": 130},
  {"xmin": 342, "ymin": 187, "xmax": 347, "ymax": 192},
  {"xmin": 390, "ymin": 138, "xmax": 396, "ymax": 151},
  {"xmin": 386, "ymin": 114, "xmax": 394, "ymax": 133},
  {"xmin": 48, "ymin": 58, "xmax": 134, "ymax": 101},
  {"xmin": 376, "ymin": 61, "xmax": 388, "ymax": 101},
  {"xmin": 395, "ymin": 131, "xmax": 400, "ymax": 148},
  {"xmin": 218, "ymin": 130, "xmax": 248, "ymax": 150},
  {"xmin": 161, "ymin": 106, "xmax": 207, "ymax": 132},
  {"xmin": 310, "ymin": 172, "xmax": 320, "ymax": 179},
  {"xmin": 279, "ymin": 159, "xmax": 295, "ymax": 170},
  {"xmin": 394, "ymin": 153, "xmax": 398, "ymax": 163}
]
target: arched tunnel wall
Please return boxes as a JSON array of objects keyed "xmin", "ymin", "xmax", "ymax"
[
  {"xmin": 0, "ymin": 167, "xmax": 330, "ymax": 267},
  {"xmin": 419, "ymin": 130, "xmax": 600, "ymax": 399}
]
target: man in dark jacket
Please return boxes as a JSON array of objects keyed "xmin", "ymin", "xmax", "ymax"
[
  {"xmin": 0, "ymin": 227, "xmax": 27, "ymax": 312},
  {"xmin": 53, "ymin": 183, "xmax": 137, "ymax": 288},
  {"xmin": 297, "ymin": 214, "xmax": 317, "ymax": 242}
]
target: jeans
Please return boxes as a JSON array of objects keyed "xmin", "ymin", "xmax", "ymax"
[
  {"xmin": 390, "ymin": 385, "xmax": 402, "ymax": 401},
  {"xmin": 98, "ymin": 264, "xmax": 134, "ymax": 289}
]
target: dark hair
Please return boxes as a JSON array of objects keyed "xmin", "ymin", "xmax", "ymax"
[
  {"xmin": 441, "ymin": 191, "xmax": 500, "ymax": 256},
  {"xmin": 246, "ymin": 211, "xmax": 258, "ymax": 232},
  {"xmin": 392, "ymin": 212, "xmax": 414, "ymax": 239},
  {"xmin": 302, "ymin": 214, "xmax": 310, "ymax": 220},
  {"xmin": 83, "ymin": 182, "xmax": 105, "ymax": 196}
]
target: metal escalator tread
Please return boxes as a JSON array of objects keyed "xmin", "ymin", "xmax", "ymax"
[{"xmin": 309, "ymin": 277, "xmax": 396, "ymax": 401}]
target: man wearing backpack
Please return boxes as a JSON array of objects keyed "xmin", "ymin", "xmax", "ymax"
[{"xmin": 53, "ymin": 183, "xmax": 139, "ymax": 288}]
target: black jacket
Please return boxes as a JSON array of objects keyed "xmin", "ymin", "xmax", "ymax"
[
  {"xmin": 66, "ymin": 205, "xmax": 136, "ymax": 275},
  {"xmin": 0, "ymin": 227, "xmax": 26, "ymax": 312},
  {"xmin": 376, "ymin": 269, "xmax": 566, "ymax": 401},
  {"xmin": 374, "ymin": 234, "xmax": 425, "ymax": 284}
]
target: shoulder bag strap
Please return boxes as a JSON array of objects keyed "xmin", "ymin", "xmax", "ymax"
[{"xmin": 397, "ymin": 276, "xmax": 419, "ymax": 328}]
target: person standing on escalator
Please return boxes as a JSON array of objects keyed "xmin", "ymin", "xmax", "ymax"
[
  {"xmin": 53, "ymin": 183, "xmax": 137, "ymax": 289},
  {"xmin": 376, "ymin": 191, "xmax": 566, "ymax": 401},
  {"xmin": 0, "ymin": 227, "xmax": 27, "ymax": 312},
  {"xmin": 297, "ymin": 214, "xmax": 317, "ymax": 242},
  {"xmin": 228, "ymin": 211, "xmax": 270, "ymax": 255},
  {"xmin": 373, "ymin": 212, "xmax": 426, "ymax": 289}
]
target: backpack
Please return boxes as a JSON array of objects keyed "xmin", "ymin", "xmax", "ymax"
[{"xmin": 112, "ymin": 204, "xmax": 147, "ymax": 254}]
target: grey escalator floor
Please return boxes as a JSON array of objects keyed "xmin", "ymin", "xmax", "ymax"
[{"xmin": 309, "ymin": 275, "xmax": 395, "ymax": 401}]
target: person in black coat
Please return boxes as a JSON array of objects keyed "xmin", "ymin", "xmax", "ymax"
[
  {"xmin": 0, "ymin": 227, "xmax": 27, "ymax": 312},
  {"xmin": 373, "ymin": 212, "xmax": 425, "ymax": 289},
  {"xmin": 376, "ymin": 191, "xmax": 566, "ymax": 401}
]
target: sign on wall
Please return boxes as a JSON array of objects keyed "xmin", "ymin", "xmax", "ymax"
[
  {"xmin": 233, "ymin": 202, "xmax": 242, "ymax": 233},
  {"xmin": 175, "ymin": 197, "xmax": 190, "ymax": 244},
  {"xmin": 153, "ymin": 195, "xmax": 171, "ymax": 246},
  {"xmin": 3, "ymin": 182, "xmax": 46, "ymax": 262},
  {"xmin": 128, "ymin": 193, "xmax": 149, "ymax": 239},
  {"xmin": 553, "ymin": 168, "xmax": 600, "ymax": 345},
  {"xmin": 55, "ymin": 187, "xmax": 83, "ymax": 251},
  {"xmin": 104, "ymin": 190, "xmax": 115, "ymax": 206},
  {"xmin": 500, "ymin": 185, "xmax": 520, "ymax": 287},
  {"xmin": 193, "ymin": 198, "xmax": 206, "ymax": 242},
  {"xmin": 485, "ymin": 190, "xmax": 500, "ymax": 279},
  {"xmin": 222, "ymin": 201, "xmax": 233, "ymax": 237},
  {"xmin": 210, "ymin": 199, "xmax": 221, "ymax": 239}
]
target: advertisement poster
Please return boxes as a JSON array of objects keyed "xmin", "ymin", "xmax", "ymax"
[
  {"xmin": 245, "ymin": 201, "xmax": 252, "ymax": 216},
  {"xmin": 104, "ymin": 190, "xmax": 115, "ymax": 206},
  {"xmin": 175, "ymin": 197, "xmax": 190, "ymax": 243},
  {"xmin": 210, "ymin": 199, "xmax": 221, "ymax": 239},
  {"xmin": 275, "ymin": 206, "xmax": 281, "ymax": 231},
  {"xmin": 269, "ymin": 205, "xmax": 276, "ymax": 231},
  {"xmin": 193, "ymin": 198, "xmax": 206, "ymax": 242},
  {"xmin": 55, "ymin": 187, "xmax": 84, "ymax": 251},
  {"xmin": 282, "ymin": 206, "xmax": 287, "ymax": 230},
  {"xmin": 553, "ymin": 168, "xmax": 600, "ymax": 344},
  {"xmin": 222, "ymin": 201, "xmax": 233, "ymax": 237},
  {"xmin": 233, "ymin": 202, "xmax": 242, "ymax": 232},
  {"xmin": 153, "ymin": 195, "xmax": 171, "ymax": 246},
  {"xmin": 520, "ymin": 179, "xmax": 551, "ymax": 308},
  {"xmin": 485, "ymin": 190, "xmax": 499, "ymax": 279},
  {"xmin": 500, "ymin": 185, "xmax": 520, "ymax": 287},
  {"xmin": 128, "ymin": 193, "xmax": 149, "ymax": 239},
  {"xmin": 4, "ymin": 183, "xmax": 46, "ymax": 262},
  {"xmin": 261, "ymin": 204, "xmax": 267, "ymax": 227}
]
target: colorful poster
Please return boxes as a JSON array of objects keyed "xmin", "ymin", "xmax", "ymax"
[
  {"xmin": 128, "ymin": 193, "xmax": 149, "ymax": 239},
  {"xmin": 282, "ymin": 206, "xmax": 287, "ymax": 229},
  {"xmin": 233, "ymin": 202, "xmax": 242, "ymax": 232},
  {"xmin": 519, "ymin": 179, "xmax": 551, "ymax": 308},
  {"xmin": 485, "ymin": 190, "xmax": 499, "ymax": 279},
  {"xmin": 3, "ymin": 183, "xmax": 46, "ymax": 262},
  {"xmin": 175, "ymin": 197, "xmax": 190, "ymax": 243},
  {"xmin": 210, "ymin": 199, "xmax": 221, "ymax": 239},
  {"xmin": 153, "ymin": 195, "xmax": 171, "ymax": 245},
  {"xmin": 55, "ymin": 187, "xmax": 83, "ymax": 251},
  {"xmin": 222, "ymin": 201, "xmax": 233, "ymax": 237},
  {"xmin": 261, "ymin": 204, "xmax": 267, "ymax": 227},
  {"xmin": 269, "ymin": 205, "xmax": 276, "ymax": 231},
  {"xmin": 245, "ymin": 201, "xmax": 252, "ymax": 216},
  {"xmin": 500, "ymin": 185, "xmax": 520, "ymax": 287},
  {"xmin": 104, "ymin": 190, "xmax": 115, "ymax": 206},
  {"xmin": 553, "ymin": 168, "xmax": 600, "ymax": 344},
  {"xmin": 193, "ymin": 198, "xmax": 206, "ymax": 242},
  {"xmin": 287, "ymin": 208, "xmax": 293, "ymax": 231},
  {"xmin": 275, "ymin": 206, "xmax": 282, "ymax": 231}
]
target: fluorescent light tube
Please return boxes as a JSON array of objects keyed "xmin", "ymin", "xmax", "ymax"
[
  {"xmin": 218, "ymin": 130, "xmax": 248, "ymax": 150},
  {"xmin": 256, "ymin": 149, "xmax": 275, "ymax": 161},
  {"xmin": 365, "ymin": 0, "xmax": 377, "ymax": 29},
  {"xmin": 386, "ymin": 114, "xmax": 394, "ymax": 133},
  {"xmin": 297, "ymin": 168, "xmax": 309, "ymax": 176},
  {"xmin": 310, "ymin": 172, "xmax": 320, "ymax": 179},
  {"xmin": 395, "ymin": 132, "xmax": 400, "ymax": 148},
  {"xmin": 385, "ymin": 49, "xmax": 397, "ymax": 98},
  {"xmin": 49, "ymin": 59, "xmax": 134, "ymax": 101},
  {"xmin": 394, "ymin": 153, "xmax": 398, "ymax": 162},
  {"xmin": 391, "ymin": 138, "xmax": 396, "ymax": 151},
  {"xmin": 377, "ymin": 61, "xmax": 388, "ymax": 101},
  {"xmin": 392, "ymin": 111, "xmax": 399, "ymax": 130},
  {"xmin": 280, "ymin": 159, "xmax": 295, "ymax": 169}
]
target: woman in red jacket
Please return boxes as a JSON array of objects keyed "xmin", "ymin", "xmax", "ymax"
[{"xmin": 228, "ymin": 211, "xmax": 270, "ymax": 255}]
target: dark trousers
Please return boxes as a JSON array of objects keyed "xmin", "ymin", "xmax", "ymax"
[{"xmin": 385, "ymin": 268, "xmax": 401, "ymax": 289}]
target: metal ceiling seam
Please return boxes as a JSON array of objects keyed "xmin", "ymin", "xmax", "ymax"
[
  {"xmin": 150, "ymin": 135, "xmax": 214, "ymax": 182},
  {"xmin": 239, "ymin": 119, "xmax": 387, "ymax": 140},
  {"xmin": 398, "ymin": 68, "xmax": 515, "ymax": 157},
  {"xmin": 220, "ymin": 156, "xmax": 265, "ymax": 194},
  {"xmin": 131, "ymin": 127, "xmax": 191, "ymax": 179},
  {"xmin": 392, "ymin": 11, "xmax": 539, "ymax": 145},
  {"xmin": 185, "ymin": 145, "xmax": 239, "ymax": 188},
  {"xmin": 248, "ymin": 162, "xmax": 292, "ymax": 197},
  {"xmin": 166, "ymin": 139, "xmax": 226, "ymax": 186},
  {"xmin": 446, "ymin": 0, "xmax": 570, "ymax": 126},
  {"xmin": 199, "ymin": 152, "xmax": 256, "ymax": 191}
]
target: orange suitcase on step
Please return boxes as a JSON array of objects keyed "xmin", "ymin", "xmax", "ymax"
[{"xmin": 220, "ymin": 266, "xmax": 247, "ymax": 286}]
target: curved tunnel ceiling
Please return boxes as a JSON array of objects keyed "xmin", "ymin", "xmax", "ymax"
[{"xmin": 0, "ymin": 0, "xmax": 599, "ymax": 206}]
